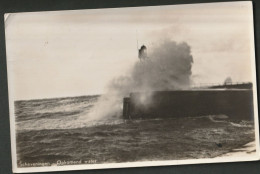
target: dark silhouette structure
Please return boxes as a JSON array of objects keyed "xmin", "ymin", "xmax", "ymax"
[
  {"xmin": 123, "ymin": 83, "xmax": 254, "ymax": 120},
  {"xmin": 138, "ymin": 45, "xmax": 148, "ymax": 61}
]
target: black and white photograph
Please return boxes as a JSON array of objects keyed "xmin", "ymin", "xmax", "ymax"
[{"xmin": 4, "ymin": 1, "xmax": 260, "ymax": 173}]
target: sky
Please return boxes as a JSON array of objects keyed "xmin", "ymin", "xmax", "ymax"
[{"xmin": 5, "ymin": 1, "xmax": 255, "ymax": 100}]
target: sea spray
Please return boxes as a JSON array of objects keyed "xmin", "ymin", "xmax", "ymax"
[{"xmin": 87, "ymin": 40, "xmax": 194, "ymax": 122}]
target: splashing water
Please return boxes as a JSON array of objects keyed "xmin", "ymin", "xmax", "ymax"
[{"xmin": 88, "ymin": 40, "xmax": 194, "ymax": 122}]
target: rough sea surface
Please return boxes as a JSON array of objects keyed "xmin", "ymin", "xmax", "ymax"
[{"xmin": 15, "ymin": 95, "xmax": 255, "ymax": 167}]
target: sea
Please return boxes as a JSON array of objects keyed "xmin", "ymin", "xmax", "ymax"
[{"xmin": 14, "ymin": 95, "xmax": 256, "ymax": 167}]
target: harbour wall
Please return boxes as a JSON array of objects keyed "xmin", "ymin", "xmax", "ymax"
[{"xmin": 123, "ymin": 89, "xmax": 254, "ymax": 120}]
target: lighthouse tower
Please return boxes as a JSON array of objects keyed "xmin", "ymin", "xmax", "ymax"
[{"xmin": 138, "ymin": 45, "xmax": 148, "ymax": 61}]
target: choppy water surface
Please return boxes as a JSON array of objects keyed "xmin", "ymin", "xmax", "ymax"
[{"xmin": 15, "ymin": 95, "xmax": 256, "ymax": 167}]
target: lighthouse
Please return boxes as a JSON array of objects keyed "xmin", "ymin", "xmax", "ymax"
[{"xmin": 138, "ymin": 45, "xmax": 148, "ymax": 61}]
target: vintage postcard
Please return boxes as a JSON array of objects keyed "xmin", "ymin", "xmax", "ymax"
[{"xmin": 5, "ymin": 1, "xmax": 259, "ymax": 173}]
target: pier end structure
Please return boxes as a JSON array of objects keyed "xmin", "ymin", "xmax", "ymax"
[{"xmin": 123, "ymin": 89, "xmax": 254, "ymax": 120}]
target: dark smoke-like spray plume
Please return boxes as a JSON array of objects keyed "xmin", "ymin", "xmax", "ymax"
[{"xmin": 86, "ymin": 40, "xmax": 193, "ymax": 123}]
